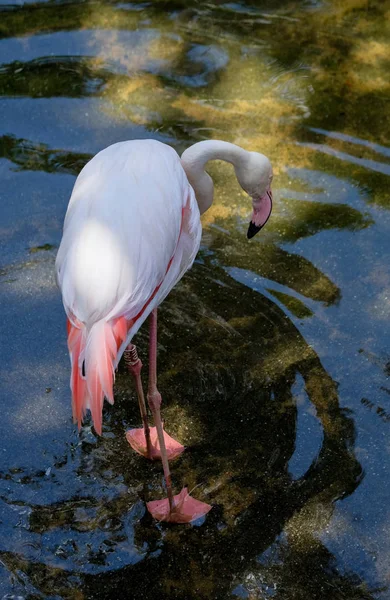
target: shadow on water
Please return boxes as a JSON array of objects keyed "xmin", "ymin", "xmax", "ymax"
[
  {"xmin": 0, "ymin": 257, "xmax": 365, "ymax": 599},
  {"xmin": 0, "ymin": 0, "xmax": 389, "ymax": 598}
]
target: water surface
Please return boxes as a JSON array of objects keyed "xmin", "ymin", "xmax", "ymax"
[{"xmin": 0, "ymin": 1, "xmax": 389, "ymax": 598}]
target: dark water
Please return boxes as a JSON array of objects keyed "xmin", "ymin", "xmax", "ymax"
[{"xmin": 0, "ymin": 1, "xmax": 389, "ymax": 598}]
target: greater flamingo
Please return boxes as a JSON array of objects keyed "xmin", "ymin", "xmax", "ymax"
[{"xmin": 55, "ymin": 139, "xmax": 273, "ymax": 523}]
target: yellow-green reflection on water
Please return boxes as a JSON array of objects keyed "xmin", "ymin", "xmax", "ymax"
[{"xmin": 0, "ymin": 1, "xmax": 389, "ymax": 599}]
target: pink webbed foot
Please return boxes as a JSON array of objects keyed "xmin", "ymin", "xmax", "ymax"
[
  {"xmin": 147, "ymin": 487, "xmax": 212, "ymax": 523},
  {"xmin": 126, "ymin": 426, "xmax": 185, "ymax": 460}
]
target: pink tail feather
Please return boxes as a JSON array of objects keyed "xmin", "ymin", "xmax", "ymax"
[
  {"xmin": 67, "ymin": 319, "xmax": 87, "ymax": 426},
  {"xmin": 67, "ymin": 317, "xmax": 127, "ymax": 435}
]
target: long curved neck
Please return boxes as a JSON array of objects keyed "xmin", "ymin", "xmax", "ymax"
[{"xmin": 181, "ymin": 140, "xmax": 250, "ymax": 214}]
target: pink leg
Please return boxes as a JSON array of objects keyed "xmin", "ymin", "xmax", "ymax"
[
  {"xmin": 125, "ymin": 323, "xmax": 184, "ymax": 461},
  {"xmin": 146, "ymin": 311, "xmax": 184, "ymax": 463},
  {"xmin": 147, "ymin": 309, "xmax": 175, "ymax": 510},
  {"xmin": 146, "ymin": 309, "xmax": 212, "ymax": 522}
]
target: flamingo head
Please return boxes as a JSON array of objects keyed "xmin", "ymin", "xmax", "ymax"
[{"xmin": 235, "ymin": 151, "xmax": 273, "ymax": 239}]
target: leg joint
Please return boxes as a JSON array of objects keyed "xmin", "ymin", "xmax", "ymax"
[{"xmin": 147, "ymin": 389, "xmax": 162, "ymax": 412}]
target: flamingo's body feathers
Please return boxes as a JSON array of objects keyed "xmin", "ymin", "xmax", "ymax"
[{"xmin": 56, "ymin": 140, "xmax": 201, "ymax": 432}]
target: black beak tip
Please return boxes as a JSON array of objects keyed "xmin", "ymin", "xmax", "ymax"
[{"xmin": 247, "ymin": 221, "xmax": 262, "ymax": 239}]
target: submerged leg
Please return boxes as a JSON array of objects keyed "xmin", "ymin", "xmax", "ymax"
[{"xmin": 146, "ymin": 309, "xmax": 212, "ymax": 523}]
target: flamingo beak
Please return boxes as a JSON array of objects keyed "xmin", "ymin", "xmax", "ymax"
[{"xmin": 247, "ymin": 188, "xmax": 273, "ymax": 239}]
